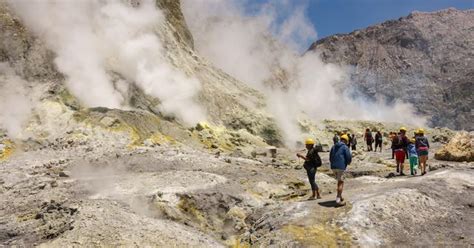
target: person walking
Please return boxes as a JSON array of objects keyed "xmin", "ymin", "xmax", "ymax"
[
  {"xmin": 393, "ymin": 127, "xmax": 409, "ymax": 175},
  {"xmin": 329, "ymin": 134, "xmax": 352, "ymax": 206},
  {"xmin": 390, "ymin": 132, "xmax": 396, "ymax": 159},
  {"xmin": 332, "ymin": 133, "xmax": 339, "ymax": 145},
  {"xmin": 297, "ymin": 138, "xmax": 322, "ymax": 200},
  {"xmin": 407, "ymin": 138, "xmax": 418, "ymax": 175},
  {"xmin": 350, "ymin": 134, "xmax": 357, "ymax": 151},
  {"xmin": 364, "ymin": 128, "xmax": 373, "ymax": 151},
  {"xmin": 415, "ymin": 129, "xmax": 430, "ymax": 176},
  {"xmin": 375, "ymin": 131, "xmax": 383, "ymax": 152}
]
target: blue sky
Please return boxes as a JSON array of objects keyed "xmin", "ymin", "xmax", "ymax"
[
  {"xmin": 245, "ymin": 0, "xmax": 473, "ymax": 48},
  {"xmin": 307, "ymin": 0, "xmax": 473, "ymax": 39}
]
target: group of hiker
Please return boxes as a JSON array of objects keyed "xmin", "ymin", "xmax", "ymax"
[
  {"xmin": 297, "ymin": 134, "xmax": 352, "ymax": 206},
  {"xmin": 390, "ymin": 127, "xmax": 430, "ymax": 176},
  {"xmin": 363, "ymin": 129, "xmax": 383, "ymax": 152},
  {"xmin": 332, "ymin": 132, "xmax": 357, "ymax": 151},
  {"xmin": 297, "ymin": 126, "xmax": 430, "ymax": 206}
]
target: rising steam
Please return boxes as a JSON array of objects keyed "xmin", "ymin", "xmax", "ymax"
[
  {"xmin": 182, "ymin": 0, "xmax": 426, "ymax": 146},
  {"xmin": 0, "ymin": 63, "xmax": 35, "ymax": 138},
  {"xmin": 7, "ymin": 0, "xmax": 205, "ymax": 125}
]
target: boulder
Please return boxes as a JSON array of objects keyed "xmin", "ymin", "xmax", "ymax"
[{"xmin": 435, "ymin": 132, "xmax": 473, "ymax": 162}]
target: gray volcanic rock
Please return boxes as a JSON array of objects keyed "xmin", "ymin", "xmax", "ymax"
[{"xmin": 309, "ymin": 8, "xmax": 474, "ymax": 130}]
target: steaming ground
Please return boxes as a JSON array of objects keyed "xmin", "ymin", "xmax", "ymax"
[
  {"xmin": 7, "ymin": 0, "xmax": 205, "ymax": 125},
  {"xmin": 0, "ymin": 1, "xmax": 472, "ymax": 246},
  {"xmin": 181, "ymin": 0, "xmax": 426, "ymax": 146},
  {"xmin": 1, "ymin": 129, "xmax": 473, "ymax": 246}
]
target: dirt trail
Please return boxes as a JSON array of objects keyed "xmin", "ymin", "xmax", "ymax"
[{"xmin": 1, "ymin": 142, "xmax": 473, "ymax": 247}]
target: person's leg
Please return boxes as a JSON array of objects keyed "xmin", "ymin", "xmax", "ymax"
[
  {"xmin": 392, "ymin": 148, "xmax": 394, "ymax": 159},
  {"xmin": 337, "ymin": 180, "xmax": 344, "ymax": 199},
  {"xmin": 409, "ymin": 157, "xmax": 415, "ymax": 175},
  {"xmin": 420, "ymin": 155, "xmax": 428, "ymax": 174},
  {"xmin": 306, "ymin": 167, "xmax": 317, "ymax": 199},
  {"xmin": 313, "ymin": 168, "xmax": 321, "ymax": 198},
  {"xmin": 414, "ymin": 156, "xmax": 418, "ymax": 174},
  {"xmin": 419, "ymin": 156, "xmax": 424, "ymax": 174},
  {"xmin": 400, "ymin": 159, "xmax": 405, "ymax": 175}
]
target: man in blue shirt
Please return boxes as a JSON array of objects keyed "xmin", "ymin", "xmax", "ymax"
[{"xmin": 330, "ymin": 134, "xmax": 352, "ymax": 206}]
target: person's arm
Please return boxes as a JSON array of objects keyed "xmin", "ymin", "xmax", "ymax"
[
  {"xmin": 296, "ymin": 153, "xmax": 307, "ymax": 160},
  {"xmin": 427, "ymin": 138, "xmax": 430, "ymax": 149}
]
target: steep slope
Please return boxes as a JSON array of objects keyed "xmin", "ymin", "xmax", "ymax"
[
  {"xmin": 0, "ymin": 0, "xmax": 282, "ymax": 145},
  {"xmin": 309, "ymin": 8, "xmax": 474, "ymax": 130}
]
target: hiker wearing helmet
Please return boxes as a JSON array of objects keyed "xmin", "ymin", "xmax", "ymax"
[
  {"xmin": 407, "ymin": 138, "xmax": 418, "ymax": 175},
  {"xmin": 330, "ymin": 134, "xmax": 352, "ymax": 206},
  {"xmin": 297, "ymin": 138, "xmax": 322, "ymax": 200},
  {"xmin": 415, "ymin": 129, "xmax": 430, "ymax": 175},
  {"xmin": 393, "ymin": 127, "xmax": 409, "ymax": 175}
]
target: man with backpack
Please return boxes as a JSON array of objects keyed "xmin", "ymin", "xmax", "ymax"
[
  {"xmin": 364, "ymin": 128, "xmax": 374, "ymax": 151},
  {"xmin": 350, "ymin": 134, "xmax": 357, "ymax": 150},
  {"xmin": 330, "ymin": 134, "xmax": 352, "ymax": 206},
  {"xmin": 297, "ymin": 138, "xmax": 322, "ymax": 200},
  {"xmin": 393, "ymin": 127, "xmax": 409, "ymax": 175}
]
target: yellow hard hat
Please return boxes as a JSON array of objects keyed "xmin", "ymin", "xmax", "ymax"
[
  {"xmin": 305, "ymin": 138, "xmax": 315, "ymax": 145},
  {"xmin": 410, "ymin": 138, "xmax": 416, "ymax": 143},
  {"xmin": 417, "ymin": 128, "xmax": 425, "ymax": 134},
  {"xmin": 400, "ymin": 127, "xmax": 407, "ymax": 132},
  {"xmin": 340, "ymin": 134, "xmax": 349, "ymax": 141}
]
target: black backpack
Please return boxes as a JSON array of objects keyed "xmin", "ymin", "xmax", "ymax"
[{"xmin": 314, "ymin": 152, "xmax": 322, "ymax": 167}]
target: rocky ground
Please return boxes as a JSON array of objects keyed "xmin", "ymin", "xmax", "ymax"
[
  {"xmin": 1, "ymin": 128, "xmax": 473, "ymax": 247},
  {"xmin": 1, "ymin": 1, "xmax": 473, "ymax": 247}
]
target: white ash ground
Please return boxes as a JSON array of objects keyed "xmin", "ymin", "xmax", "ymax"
[{"xmin": 1, "ymin": 129, "xmax": 473, "ymax": 247}]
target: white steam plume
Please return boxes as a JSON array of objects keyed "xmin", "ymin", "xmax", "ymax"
[
  {"xmin": 0, "ymin": 63, "xmax": 35, "ymax": 138},
  {"xmin": 182, "ymin": 0, "xmax": 426, "ymax": 146},
  {"xmin": 7, "ymin": 0, "xmax": 205, "ymax": 125}
]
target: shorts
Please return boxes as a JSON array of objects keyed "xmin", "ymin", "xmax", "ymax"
[
  {"xmin": 418, "ymin": 150, "xmax": 429, "ymax": 156},
  {"xmin": 332, "ymin": 169, "xmax": 345, "ymax": 182},
  {"xmin": 395, "ymin": 149, "xmax": 406, "ymax": 163}
]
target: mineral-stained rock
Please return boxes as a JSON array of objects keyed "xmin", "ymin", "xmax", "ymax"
[{"xmin": 435, "ymin": 131, "xmax": 473, "ymax": 162}]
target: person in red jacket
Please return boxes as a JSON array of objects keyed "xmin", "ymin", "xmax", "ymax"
[{"xmin": 393, "ymin": 127, "xmax": 409, "ymax": 175}]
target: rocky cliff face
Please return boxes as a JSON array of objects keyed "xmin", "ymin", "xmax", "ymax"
[
  {"xmin": 0, "ymin": 0, "xmax": 282, "ymax": 145},
  {"xmin": 309, "ymin": 8, "xmax": 474, "ymax": 131}
]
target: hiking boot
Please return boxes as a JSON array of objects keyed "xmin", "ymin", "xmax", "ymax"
[
  {"xmin": 400, "ymin": 172, "xmax": 406, "ymax": 176},
  {"xmin": 396, "ymin": 167, "xmax": 399, "ymax": 173}
]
